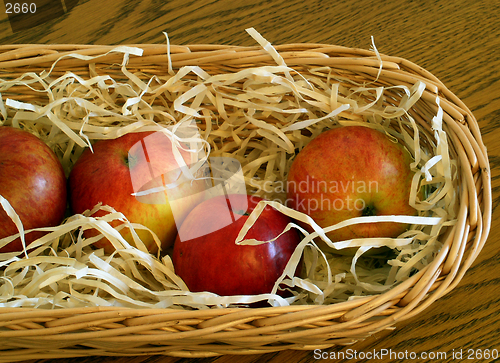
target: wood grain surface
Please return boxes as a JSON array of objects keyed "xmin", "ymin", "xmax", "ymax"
[{"xmin": 1, "ymin": 0, "xmax": 500, "ymax": 362}]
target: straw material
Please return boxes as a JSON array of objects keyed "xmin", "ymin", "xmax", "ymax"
[{"xmin": 0, "ymin": 29, "xmax": 491, "ymax": 361}]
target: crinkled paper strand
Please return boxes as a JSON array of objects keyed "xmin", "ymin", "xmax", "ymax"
[{"xmin": 0, "ymin": 29, "xmax": 458, "ymax": 309}]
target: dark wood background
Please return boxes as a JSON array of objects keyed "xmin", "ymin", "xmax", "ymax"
[{"xmin": 1, "ymin": 0, "xmax": 500, "ymax": 362}]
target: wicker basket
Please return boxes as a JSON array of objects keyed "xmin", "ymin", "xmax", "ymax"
[{"xmin": 0, "ymin": 39, "xmax": 492, "ymax": 362}]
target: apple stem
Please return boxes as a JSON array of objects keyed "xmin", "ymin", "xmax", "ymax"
[{"xmin": 234, "ymin": 209, "xmax": 250, "ymax": 216}]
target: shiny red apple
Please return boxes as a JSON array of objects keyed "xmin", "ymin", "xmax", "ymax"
[
  {"xmin": 172, "ymin": 194, "xmax": 301, "ymax": 296},
  {"xmin": 0, "ymin": 126, "xmax": 67, "ymax": 253},
  {"xmin": 287, "ymin": 125, "xmax": 418, "ymax": 251},
  {"xmin": 68, "ymin": 131, "xmax": 206, "ymax": 254}
]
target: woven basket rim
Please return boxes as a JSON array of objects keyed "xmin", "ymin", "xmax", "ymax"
[{"xmin": 0, "ymin": 41, "xmax": 492, "ymax": 361}]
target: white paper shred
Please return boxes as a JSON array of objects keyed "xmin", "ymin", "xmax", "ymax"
[
  {"xmin": 0, "ymin": 195, "xmax": 28, "ymax": 258},
  {"xmin": 0, "ymin": 29, "xmax": 459, "ymax": 309}
]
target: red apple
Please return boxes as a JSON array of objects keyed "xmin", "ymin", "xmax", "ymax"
[
  {"xmin": 172, "ymin": 194, "xmax": 301, "ymax": 296},
  {"xmin": 68, "ymin": 131, "xmax": 206, "ymax": 254},
  {"xmin": 286, "ymin": 125, "xmax": 418, "ymax": 252},
  {"xmin": 0, "ymin": 126, "xmax": 67, "ymax": 253}
]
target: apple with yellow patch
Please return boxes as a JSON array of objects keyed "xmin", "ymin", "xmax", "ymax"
[{"xmin": 69, "ymin": 131, "xmax": 206, "ymax": 254}]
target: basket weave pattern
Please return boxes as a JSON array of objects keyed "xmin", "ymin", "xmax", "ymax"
[{"xmin": 0, "ymin": 42, "xmax": 492, "ymax": 361}]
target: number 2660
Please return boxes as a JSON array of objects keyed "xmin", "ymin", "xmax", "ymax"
[{"xmin": 5, "ymin": 3, "xmax": 37, "ymax": 14}]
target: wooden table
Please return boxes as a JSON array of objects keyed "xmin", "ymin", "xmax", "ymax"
[{"xmin": 1, "ymin": 0, "xmax": 499, "ymax": 362}]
